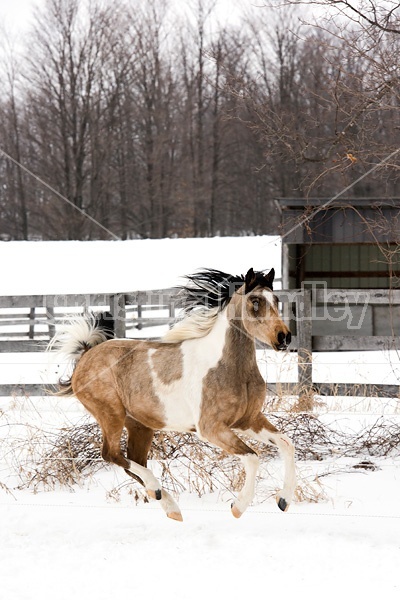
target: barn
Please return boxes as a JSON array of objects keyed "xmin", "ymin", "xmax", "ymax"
[{"xmin": 278, "ymin": 197, "xmax": 400, "ymax": 337}]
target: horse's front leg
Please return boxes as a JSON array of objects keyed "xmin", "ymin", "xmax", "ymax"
[
  {"xmin": 199, "ymin": 425, "xmax": 260, "ymax": 518},
  {"xmin": 241, "ymin": 413, "xmax": 296, "ymax": 512}
]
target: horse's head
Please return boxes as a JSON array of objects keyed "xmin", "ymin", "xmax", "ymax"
[{"xmin": 230, "ymin": 267, "xmax": 291, "ymax": 351}]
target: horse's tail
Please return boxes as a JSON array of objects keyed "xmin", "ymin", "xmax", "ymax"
[{"xmin": 48, "ymin": 311, "xmax": 115, "ymax": 396}]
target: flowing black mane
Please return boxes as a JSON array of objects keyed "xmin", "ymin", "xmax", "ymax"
[{"xmin": 176, "ymin": 267, "xmax": 275, "ymax": 313}]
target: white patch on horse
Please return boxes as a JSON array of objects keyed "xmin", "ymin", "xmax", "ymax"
[
  {"xmin": 241, "ymin": 427, "xmax": 296, "ymax": 508},
  {"xmin": 231, "ymin": 453, "xmax": 260, "ymax": 515},
  {"xmin": 147, "ymin": 348, "xmax": 196, "ymax": 432},
  {"xmin": 148, "ymin": 312, "xmax": 229, "ymax": 432},
  {"xmin": 262, "ymin": 290, "xmax": 275, "ymax": 307}
]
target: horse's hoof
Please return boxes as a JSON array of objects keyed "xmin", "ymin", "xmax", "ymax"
[
  {"xmin": 148, "ymin": 489, "xmax": 162, "ymax": 501},
  {"xmin": 167, "ymin": 511, "xmax": 183, "ymax": 522},
  {"xmin": 231, "ymin": 502, "xmax": 242, "ymax": 519},
  {"xmin": 277, "ymin": 497, "xmax": 289, "ymax": 512}
]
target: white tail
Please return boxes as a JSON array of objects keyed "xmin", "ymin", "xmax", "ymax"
[{"xmin": 47, "ymin": 314, "xmax": 108, "ymax": 361}]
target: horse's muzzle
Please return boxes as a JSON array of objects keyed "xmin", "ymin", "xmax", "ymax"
[{"xmin": 276, "ymin": 331, "xmax": 291, "ymax": 351}]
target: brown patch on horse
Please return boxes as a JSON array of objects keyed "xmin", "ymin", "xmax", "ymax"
[
  {"xmin": 72, "ymin": 339, "xmax": 167, "ymax": 431},
  {"xmin": 125, "ymin": 416, "xmax": 154, "ymax": 467},
  {"xmin": 199, "ymin": 319, "xmax": 266, "ymax": 438},
  {"xmin": 150, "ymin": 344, "xmax": 183, "ymax": 385},
  {"xmin": 198, "ymin": 289, "xmax": 281, "ymax": 441}
]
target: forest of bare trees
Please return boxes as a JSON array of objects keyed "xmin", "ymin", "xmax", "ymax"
[{"xmin": 1, "ymin": 0, "xmax": 400, "ymax": 240}]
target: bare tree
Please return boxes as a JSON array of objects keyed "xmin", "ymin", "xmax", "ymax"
[
  {"xmin": 0, "ymin": 30, "xmax": 29, "ymax": 240},
  {"xmin": 1, "ymin": 0, "xmax": 342, "ymax": 240},
  {"xmin": 231, "ymin": 3, "xmax": 400, "ymax": 200},
  {"xmin": 285, "ymin": 0, "xmax": 400, "ymax": 33},
  {"xmin": 23, "ymin": 0, "xmax": 125, "ymax": 239}
]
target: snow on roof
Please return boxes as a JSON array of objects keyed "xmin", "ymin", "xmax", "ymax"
[{"xmin": 1, "ymin": 236, "xmax": 281, "ymax": 295}]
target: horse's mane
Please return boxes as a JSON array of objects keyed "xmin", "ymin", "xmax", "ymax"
[
  {"xmin": 162, "ymin": 268, "xmax": 266, "ymax": 344},
  {"xmin": 175, "ymin": 268, "xmax": 246, "ymax": 311},
  {"xmin": 162, "ymin": 269, "xmax": 243, "ymax": 343}
]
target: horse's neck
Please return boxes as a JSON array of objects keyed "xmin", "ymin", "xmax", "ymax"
[
  {"xmin": 223, "ymin": 315, "xmax": 257, "ymax": 371},
  {"xmin": 224, "ymin": 296, "xmax": 256, "ymax": 359},
  {"xmin": 185, "ymin": 307, "xmax": 257, "ymax": 374},
  {"xmin": 190, "ymin": 310, "xmax": 255, "ymax": 368}
]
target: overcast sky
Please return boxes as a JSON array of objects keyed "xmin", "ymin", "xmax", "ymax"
[
  {"xmin": 0, "ymin": 0, "xmax": 252, "ymax": 34},
  {"xmin": 0, "ymin": 0, "xmax": 35, "ymax": 30}
]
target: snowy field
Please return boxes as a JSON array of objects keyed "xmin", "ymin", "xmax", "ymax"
[{"xmin": 1, "ymin": 237, "xmax": 400, "ymax": 599}]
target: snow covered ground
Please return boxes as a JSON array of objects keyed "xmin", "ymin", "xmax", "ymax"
[
  {"xmin": 1, "ymin": 237, "xmax": 400, "ymax": 599},
  {"xmin": 2, "ymin": 467, "xmax": 399, "ymax": 600}
]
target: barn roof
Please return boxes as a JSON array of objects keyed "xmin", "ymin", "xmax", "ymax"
[{"xmin": 276, "ymin": 198, "xmax": 400, "ymax": 244}]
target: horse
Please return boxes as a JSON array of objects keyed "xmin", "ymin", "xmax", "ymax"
[{"xmin": 50, "ymin": 267, "xmax": 296, "ymax": 521}]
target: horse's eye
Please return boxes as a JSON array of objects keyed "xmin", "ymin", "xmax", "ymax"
[{"xmin": 252, "ymin": 300, "xmax": 259, "ymax": 312}]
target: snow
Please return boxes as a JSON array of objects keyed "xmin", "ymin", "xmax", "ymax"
[
  {"xmin": 1, "ymin": 237, "xmax": 400, "ymax": 598},
  {"xmin": 2, "ymin": 478, "xmax": 399, "ymax": 600},
  {"xmin": 2, "ymin": 463, "xmax": 399, "ymax": 599},
  {"xmin": 0, "ymin": 237, "xmax": 282, "ymax": 295}
]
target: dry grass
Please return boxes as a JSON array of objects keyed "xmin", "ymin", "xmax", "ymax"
[
  {"xmin": 3, "ymin": 410, "xmax": 398, "ymax": 501},
  {"xmin": 1, "ymin": 391, "xmax": 399, "ymax": 505},
  {"xmin": 294, "ymin": 472, "xmax": 328, "ymax": 504},
  {"xmin": 0, "ymin": 480, "xmax": 16, "ymax": 499}
]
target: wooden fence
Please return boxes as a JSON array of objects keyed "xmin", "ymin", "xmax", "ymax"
[{"xmin": 0, "ymin": 288, "xmax": 399, "ymax": 398}]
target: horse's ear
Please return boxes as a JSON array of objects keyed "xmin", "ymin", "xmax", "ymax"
[
  {"xmin": 244, "ymin": 268, "xmax": 257, "ymax": 293},
  {"xmin": 265, "ymin": 268, "xmax": 275, "ymax": 290}
]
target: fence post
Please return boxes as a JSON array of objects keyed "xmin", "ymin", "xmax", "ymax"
[
  {"xmin": 168, "ymin": 300, "xmax": 175, "ymax": 327},
  {"xmin": 137, "ymin": 303, "xmax": 143, "ymax": 330},
  {"xmin": 28, "ymin": 307, "xmax": 35, "ymax": 339},
  {"xmin": 296, "ymin": 288, "xmax": 313, "ymax": 393},
  {"xmin": 46, "ymin": 306, "xmax": 56, "ymax": 339},
  {"xmin": 110, "ymin": 294, "xmax": 126, "ymax": 338}
]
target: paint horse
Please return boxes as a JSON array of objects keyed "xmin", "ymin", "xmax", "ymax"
[{"xmin": 52, "ymin": 268, "xmax": 296, "ymax": 521}]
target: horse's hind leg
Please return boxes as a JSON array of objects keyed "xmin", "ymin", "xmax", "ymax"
[
  {"xmin": 124, "ymin": 416, "xmax": 154, "ymax": 483},
  {"xmin": 101, "ymin": 415, "xmax": 161, "ymax": 498},
  {"xmin": 124, "ymin": 416, "xmax": 183, "ymax": 522},
  {"xmin": 79, "ymin": 396, "xmax": 166, "ymax": 506},
  {"xmin": 243, "ymin": 413, "xmax": 296, "ymax": 512}
]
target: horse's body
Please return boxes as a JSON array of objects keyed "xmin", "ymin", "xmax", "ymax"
[{"xmin": 52, "ymin": 267, "xmax": 296, "ymax": 521}]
